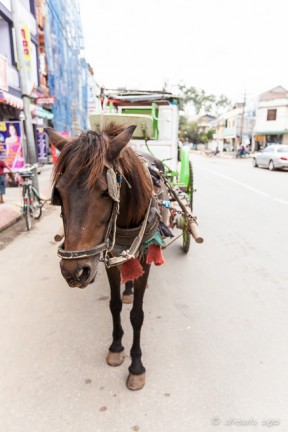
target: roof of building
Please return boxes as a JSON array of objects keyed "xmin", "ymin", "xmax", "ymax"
[{"xmin": 259, "ymin": 86, "xmax": 288, "ymax": 101}]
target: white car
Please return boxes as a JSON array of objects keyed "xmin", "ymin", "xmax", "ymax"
[{"xmin": 253, "ymin": 144, "xmax": 288, "ymax": 171}]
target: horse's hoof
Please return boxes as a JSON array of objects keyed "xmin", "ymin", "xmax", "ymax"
[
  {"xmin": 122, "ymin": 294, "xmax": 134, "ymax": 304},
  {"xmin": 126, "ymin": 373, "xmax": 146, "ymax": 390},
  {"xmin": 106, "ymin": 351, "xmax": 125, "ymax": 367}
]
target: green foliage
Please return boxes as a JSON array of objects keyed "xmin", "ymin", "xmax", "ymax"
[
  {"xmin": 179, "ymin": 116, "xmax": 201, "ymax": 143},
  {"xmin": 178, "ymin": 84, "xmax": 230, "ymax": 115},
  {"xmin": 179, "ymin": 116, "xmax": 215, "ymax": 144},
  {"xmin": 206, "ymin": 129, "xmax": 215, "ymax": 140}
]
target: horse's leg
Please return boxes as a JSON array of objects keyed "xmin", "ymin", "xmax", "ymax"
[
  {"xmin": 126, "ymin": 261, "xmax": 151, "ymax": 391},
  {"xmin": 105, "ymin": 266, "xmax": 125, "ymax": 367},
  {"xmin": 122, "ymin": 280, "xmax": 134, "ymax": 304}
]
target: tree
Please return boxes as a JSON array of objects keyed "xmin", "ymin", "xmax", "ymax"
[
  {"xmin": 179, "ymin": 116, "xmax": 215, "ymax": 145},
  {"xmin": 179, "ymin": 116, "xmax": 201, "ymax": 144},
  {"xmin": 178, "ymin": 83, "xmax": 230, "ymax": 115}
]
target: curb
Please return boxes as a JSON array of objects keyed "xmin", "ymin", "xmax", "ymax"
[{"xmin": 0, "ymin": 205, "xmax": 22, "ymax": 233}]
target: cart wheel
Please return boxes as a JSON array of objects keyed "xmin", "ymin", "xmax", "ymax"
[
  {"xmin": 182, "ymin": 161, "xmax": 194, "ymax": 253},
  {"xmin": 182, "ymin": 221, "xmax": 191, "ymax": 254},
  {"xmin": 187, "ymin": 161, "xmax": 194, "ymax": 211}
]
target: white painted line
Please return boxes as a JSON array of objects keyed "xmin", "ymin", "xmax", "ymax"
[
  {"xmin": 274, "ymin": 198, "xmax": 288, "ymax": 206},
  {"xmin": 203, "ymin": 168, "xmax": 271, "ymax": 197}
]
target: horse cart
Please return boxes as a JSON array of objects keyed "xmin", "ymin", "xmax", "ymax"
[
  {"xmin": 47, "ymin": 89, "xmax": 203, "ymax": 390},
  {"xmin": 89, "ymin": 89, "xmax": 203, "ymax": 253}
]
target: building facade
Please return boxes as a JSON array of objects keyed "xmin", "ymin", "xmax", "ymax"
[
  {"xmin": 0, "ymin": 0, "xmax": 39, "ymax": 120},
  {"xmin": 41, "ymin": 0, "xmax": 88, "ymax": 134},
  {"xmin": 211, "ymin": 103, "xmax": 255, "ymax": 152},
  {"xmin": 254, "ymin": 86, "xmax": 288, "ymax": 150},
  {"xmin": 0, "ymin": 0, "xmax": 54, "ymax": 167}
]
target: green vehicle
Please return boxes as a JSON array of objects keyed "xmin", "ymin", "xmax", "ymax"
[{"xmin": 90, "ymin": 89, "xmax": 202, "ymax": 253}]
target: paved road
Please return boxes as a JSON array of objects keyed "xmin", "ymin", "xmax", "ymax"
[{"xmin": 1, "ymin": 154, "xmax": 288, "ymax": 432}]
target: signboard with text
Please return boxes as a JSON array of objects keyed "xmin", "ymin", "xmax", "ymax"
[
  {"xmin": 36, "ymin": 97, "xmax": 55, "ymax": 105},
  {"xmin": 36, "ymin": 127, "xmax": 48, "ymax": 162},
  {"xmin": 0, "ymin": 121, "xmax": 24, "ymax": 170}
]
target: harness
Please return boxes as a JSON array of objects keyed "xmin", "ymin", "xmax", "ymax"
[{"xmin": 52, "ymin": 165, "xmax": 158, "ymax": 268}]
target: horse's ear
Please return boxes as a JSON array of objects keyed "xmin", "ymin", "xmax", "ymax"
[
  {"xmin": 107, "ymin": 125, "xmax": 137, "ymax": 160},
  {"xmin": 44, "ymin": 127, "xmax": 70, "ymax": 151}
]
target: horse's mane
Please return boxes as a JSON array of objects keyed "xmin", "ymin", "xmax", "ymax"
[{"xmin": 52, "ymin": 123, "xmax": 153, "ymax": 226}]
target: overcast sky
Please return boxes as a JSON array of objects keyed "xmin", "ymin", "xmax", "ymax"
[{"xmin": 79, "ymin": 0, "xmax": 288, "ymax": 103}]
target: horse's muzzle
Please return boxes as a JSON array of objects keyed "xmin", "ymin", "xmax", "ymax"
[{"xmin": 60, "ymin": 261, "xmax": 95, "ymax": 288}]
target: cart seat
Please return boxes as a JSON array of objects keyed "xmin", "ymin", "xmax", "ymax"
[{"xmin": 89, "ymin": 113, "xmax": 154, "ymax": 139}]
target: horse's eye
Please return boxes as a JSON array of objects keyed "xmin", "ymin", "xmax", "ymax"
[{"xmin": 101, "ymin": 189, "xmax": 110, "ymax": 198}]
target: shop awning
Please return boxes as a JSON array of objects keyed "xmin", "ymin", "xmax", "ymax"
[
  {"xmin": 254, "ymin": 130, "xmax": 288, "ymax": 135},
  {"xmin": 0, "ymin": 91, "xmax": 53, "ymax": 119},
  {"xmin": 0, "ymin": 90, "xmax": 23, "ymax": 110}
]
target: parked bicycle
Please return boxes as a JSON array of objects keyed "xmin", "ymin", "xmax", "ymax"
[{"xmin": 17, "ymin": 164, "xmax": 46, "ymax": 230}]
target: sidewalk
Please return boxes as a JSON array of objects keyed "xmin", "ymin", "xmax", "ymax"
[{"xmin": 0, "ymin": 164, "xmax": 53, "ymax": 232}]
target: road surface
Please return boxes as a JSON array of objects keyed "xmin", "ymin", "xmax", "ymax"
[{"xmin": 1, "ymin": 154, "xmax": 287, "ymax": 432}]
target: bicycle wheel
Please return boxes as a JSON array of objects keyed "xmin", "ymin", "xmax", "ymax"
[
  {"xmin": 30, "ymin": 189, "xmax": 42, "ymax": 219},
  {"xmin": 23, "ymin": 190, "xmax": 32, "ymax": 231}
]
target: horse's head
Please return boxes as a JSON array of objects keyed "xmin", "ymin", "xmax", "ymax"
[{"xmin": 46, "ymin": 125, "xmax": 139, "ymax": 288}]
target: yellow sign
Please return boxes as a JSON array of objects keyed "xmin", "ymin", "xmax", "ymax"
[
  {"xmin": 20, "ymin": 24, "xmax": 31, "ymax": 71},
  {"xmin": 0, "ymin": 122, "xmax": 7, "ymax": 132},
  {"xmin": 255, "ymin": 135, "xmax": 265, "ymax": 142}
]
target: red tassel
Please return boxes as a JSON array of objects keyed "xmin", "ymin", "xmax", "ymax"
[
  {"xmin": 120, "ymin": 258, "xmax": 144, "ymax": 283},
  {"xmin": 146, "ymin": 245, "xmax": 165, "ymax": 266}
]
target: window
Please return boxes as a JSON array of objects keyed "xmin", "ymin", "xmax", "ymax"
[
  {"xmin": 267, "ymin": 109, "xmax": 277, "ymax": 121},
  {"xmin": 0, "ymin": 16, "xmax": 12, "ymax": 64},
  {"xmin": 277, "ymin": 146, "xmax": 288, "ymax": 153},
  {"xmin": 263, "ymin": 146, "xmax": 274, "ymax": 152}
]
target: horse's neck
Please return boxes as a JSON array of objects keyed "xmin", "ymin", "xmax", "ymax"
[{"xmin": 117, "ymin": 170, "xmax": 151, "ymax": 229}]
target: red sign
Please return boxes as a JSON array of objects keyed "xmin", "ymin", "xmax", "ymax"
[
  {"xmin": 50, "ymin": 131, "xmax": 70, "ymax": 164},
  {"xmin": 36, "ymin": 97, "xmax": 55, "ymax": 105}
]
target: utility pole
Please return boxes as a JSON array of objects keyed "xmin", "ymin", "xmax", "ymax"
[
  {"xmin": 10, "ymin": 0, "xmax": 39, "ymax": 192},
  {"xmin": 239, "ymin": 90, "xmax": 246, "ymax": 148}
]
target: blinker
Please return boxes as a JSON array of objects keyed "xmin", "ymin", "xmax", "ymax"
[
  {"xmin": 51, "ymin": 168, "xmax": 120, "ymax": 206},
  {"xmin": 51, "ymin": 185, "xmax": 62, "ymax": 206},
  {"xmin": 107, "ymin": 168, "xmax": 120, "ymax": 202}
]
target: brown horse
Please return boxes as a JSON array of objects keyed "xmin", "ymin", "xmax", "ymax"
[{"xmin": 46, "ymin": 124, "xmax": 167, "ymax": 390}]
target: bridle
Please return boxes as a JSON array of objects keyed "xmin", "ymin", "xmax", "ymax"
[
  {"xmin": 53, "ymin": 165, "xmax": 153, "ymax": 268},
  {"xmin": 54, "ymin": 166, "xmax": 121, "ymax": 264}
]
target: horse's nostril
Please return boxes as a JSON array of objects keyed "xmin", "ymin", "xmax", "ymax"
[
  {"xmin": 77, "ymin": 268, "xmax": 84, "ymax": 278},
  {"xmin": 77, "ymin": 266, "xmax": 91, "ymax": 283}
]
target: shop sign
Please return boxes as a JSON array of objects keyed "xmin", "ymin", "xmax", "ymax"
[
  {"xmin": 0, "ymin": 121, "xmax": 24, "ymax": 170},
  {"xmin": 20, "ymin": 24, "xmax": 31, "ymax": 71},
  {"xmin": 255, "ymin": 135, "xmax": 265, "ymax": 142},
  {"xmin": 36, "ymin": 97, "xmax": 55, "ymax": 105},
  {"xmin": 36, "ymin": 127, "xmax": 48, "ymax": 162},
  {"xmin": 51, "ymin": 131, "xmax": 70, "ymax": 164},
  {"xmin": 0, "ymin": 54, "xmax": 8, "ymax": 91},
  {"xmin": 20, "ymin": 24, "xmax": 33, "ymax": 93}
]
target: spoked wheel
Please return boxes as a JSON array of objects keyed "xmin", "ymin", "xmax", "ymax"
[
  {"xmin": 24, "ymin": 204, "xmax": 32, "ymax": 230},
  {"xmin": 187, "ymin": 161, "xmax": 194, "ymax": 211},
  {"xmin": 182, "ymin": 220, "xmax": 191, "ymax": 254},
  {"xmin": 22, "ymin": 189, "xmax": 32, "ymax": 231},
  {"xmin": 30, "ymin": 191, "xmax": 42, "ymax": 219},
  {"xmin": 182, "ymin": 161, "xmax": 194, "ymax": 254}
]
